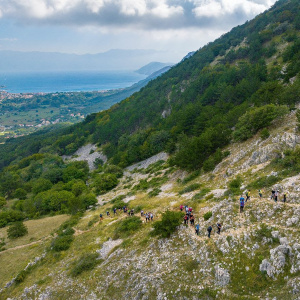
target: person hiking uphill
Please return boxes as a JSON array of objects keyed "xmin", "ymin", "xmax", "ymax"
[
  {"xmin": 184, "ymin": 214, "xmax": 188, "ymax": 225},
  {"xmin": 274, "ymin": 190, "xmax": 279, "ymax": 202},
  {"xmin": 99, "ymin": 214, "xmax": 103, "ymax": 221},
  {"xmin": 258, "ymin": 189, "xmax": 262, "ymax": 198},
  {"xmin": 246, "ymin": 190, "xmax": 251, "ymax": 202},
  {"xmin": 240, "ymin": 195, "xmax": 245, "ymax": 213},
  {"xmin": 283, "ymin": 192, "xmax": 287, "ymax": 203},
  {"xmin": 190, "ymin": 214, "xmax": 195, "ymax": 226},
  {"xmin": 271, "ymin": 189, "xmax": 275, "ymax": 200},
  {"xmin": 195, "ymin": 224, "xmax": 200, "ymax": 236},
  {"xmin": 217, "ymin": 223, "xmax": 222, "ymax": 234},
  {"xmin": 207, "ymin": 225, "xmax": 212, "ymax": 238}
]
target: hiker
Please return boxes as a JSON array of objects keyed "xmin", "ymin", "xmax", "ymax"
[
  {"xmin": 190, "ymin": 214, "xmax": 195, "ymax": 226},
  {"xmin": 207, "ymin": 225, "xmax": 212, "ymax": 238},
  {"xmin": 283, "ymin": 192, "xmax": 287, "ymax": 203},
  {"xmin": 180, "ymin": 205, "xmax": 183, "ymax": 211},
  {"xmin": 258, "ymin": 189, "xmax": 262, "ymax": 198},
  {"xmin": 106, "ymin": 211, "xmax": 110, "ymax": 216},
  {"xmin": 141, "ymin": 210, "xmax": 144, "ymax": 217},
  {"xmin": 184, "ymin": 214, "xmax": 188, "ymax": 225},
  {"xmin": 113, "ymin": 208, "xmax": 117, "ymax": 215},
  {"xmin": 246, "ymin": 190, "xmax": 251, "ymax": 202},
  {"xmin": 217, "ymin": 223, "xmax": 222, "ymax": 234},
  {"xmin": 185, "ymin": 206, "xmax": 189, "ymax": 214},
  {"xmin": 195, "ymin": 224, "xmax": 200, "ymax": 236},
  {"xmin": 99, "ymin": 214, "xmax": 103, "ymax": 221},
  {"xmin": 189, "ymin": 207, "xmax": 193, "ymax": 213},
  {"xmin": 274, "ymin": 190, "xmax": 279, "ymax": 202},
  {"xmin": 145, "ymin": 213, "xmax": 150, "ymax": 222},
  {"xmin": 271, "ymin": 189, "xmax": 275, "ymax": 200},
  {"xmin": 240, "ymin": 195, "xmax": 245, "ymax": 213},
  {"xmin": 150, "ymin": 212, "xmax": 153, "ymax": 221}
]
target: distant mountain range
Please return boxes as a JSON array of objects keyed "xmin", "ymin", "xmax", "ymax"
[
  {"xmin": 0, "ymin": 49, "xmax": 176, "ymax": 72},
  {"xmin": 136, "ymin": 62, "xmax": 174, "ymax": 75}
]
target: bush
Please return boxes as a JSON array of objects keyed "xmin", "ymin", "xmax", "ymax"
[
  {"xmin": 51, "ymin": 235, "xmax": 74, "ymax": 252},
  {"xmin": 114, "ymin": 216, "xmax": 142, "ymax": 238},
  {"xmin": 228, "ymin": 176, "xmax": 243, "ymax": 194},
  {"xmin": 7, "ymin": 221, "xmax": 28, "ymax": 239},
  {"xmin": 151, "ymin": 211, "xmax": 184, "ymax": 238},
  {"xmin": 203, "ymin": 211, "xmax": 212, "ymax": 221},
  {"xmin": 233, "ymin": 104, "xmax": 288, "ymax": 141},
  {"xmin": 13, "ymin": 188, "xmax": 27, "ymax": 200},
  {"xmin": 182, "ymin": 170, "xmax": 201, "ymax": 184},
  {"xmin": 256, "ymin": 223, "xmax": 273, "ymax": 242},
  {"xmin": 70, "ymin": 253, "xmax": 100, "ymax": 277},
  {"xmin": 104, "ymin": 165, "xmax": 123, "ymax": 178},
  {"xmin": 179, "ymin": 183, "xmax": 201, "ymax": 195},
  {"xmin": 247, "ymin": 175, "xmax": 281, "ymax": 190},
  {"xmin": 148, "ymin": 188, "xmax": 161, "ymax": 197},
  {"xmin": 94, "ymin": 173, "xmax": 118, "ymax": 194},
  {"xmin": 0, "ymin": 196, "xmax": 6, "ymax": 208},
  {"xmin": 79, "ymin": 193, "xmax": 97, "ymax": 209},
  {"xmin": 260, "ymin": 128, "xmax": 270, "ymax": 140}
]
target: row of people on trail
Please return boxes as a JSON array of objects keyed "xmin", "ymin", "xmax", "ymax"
[
  {"xmin": 207, "ymin": 223, "xmax": 222, "ymax": 238},
  {"xmin": 180, "ymin": 205, "xmax": 193, "ymax": 214},
  {"xmin": 183, "ymin": 213, "xmax": 195, "ymax": 225},
  {"xmin": 141, "ymin": 210, "xmax": 154, "ymax": 222},
  {"xmin": 271, "ymin": 189, "xmax": 287, "ymax": 202}
]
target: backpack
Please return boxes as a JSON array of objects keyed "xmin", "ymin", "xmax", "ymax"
[{"xmin": 207, "ymin": 226, "xmax": 212, "ymax": 232}]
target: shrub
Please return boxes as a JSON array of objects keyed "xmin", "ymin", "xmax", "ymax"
[
  {"xmin": 256, "ymin": 224, "xmax": 273, "ymax": 242},
  {"xmin": 70, "ymin": 253, "xmax": 100, "ymax": 277},
  {"xmin": 104, "ymin": 165, "xmax": 123, "ymax": 178},
  {"xmin": 179, "ymin": 183, "xmax": 201, "ymax": 195},
  {"xmin": 114, "ymin": 216, "xmax": 142, "ymax": 238},
  {"xmin": 260, "ymin": 128, "xmax": 270, "ymax": 140},
  {"xmin": 193, "ymin": 188, "xmax": 211, "ymax": 201},
  {"xmin": 247, "ymin": 175, "xmax": 281, "ymax": 190},
  {"xmin": 151, "ymin": 211, "xmax": 184, "ymax": 238},
  {"xmin": 203, "ymin": 211, "xmax": 212, "ymax": 221},
  {"xmin": 0, "ymin": 196, "xmax": 6, "ymax": 208},
  {"xmin": 182, "ymin": 170, "xmax": 201, "ymax": 184},
  {"xmin": 94, "ymin": 173, "xmax": 118, "ymax": 194},
  {"xmin": 184, "ymin": 258, "xmax": 199, "ymax": 271},
  {"xmin": 228, "ymin": 176, "xmax": 243, "ymax": 194},
  {"xmin": 7, "ymin": 221, "xmax": 28, "ymax": 239},
  {"xmin": 148, "ymin": 188, "xmax": 161, "ymax": 197},
  {"xmin": 233, "ymin": 104, "xmax": 288, "ymax": 141},
  {"xmin": 13, "ymin": 188, "xmax": 27, "ymax": 200},
  {"xmin": 79, "ymin": 193, "xmax": 97, "ymax": 209},
  {"xmin": 51, "ymin": 235, "xmax": 74, "ymax": 252}
]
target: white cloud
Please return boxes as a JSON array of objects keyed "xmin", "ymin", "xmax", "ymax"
[
  {"xmin": 192, "ymin": 0, "xmax": 272, "ymax": 18},
  {"xmin": 0, "ymin": 0, "xmax": 277, "ymax": 30}
]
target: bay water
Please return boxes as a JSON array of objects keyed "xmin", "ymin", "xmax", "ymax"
[{"xmin": 0, "ymin": 70, "xmax": 147, "ymax": 93}]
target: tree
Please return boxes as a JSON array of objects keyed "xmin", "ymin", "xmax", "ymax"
[
  {"xmin": 0, "ymin": 196, "xmax": 6, "ymax": 208},
  {"xmin": 7, "ymin": 221, "xmax": 28, "ymax": 239}
]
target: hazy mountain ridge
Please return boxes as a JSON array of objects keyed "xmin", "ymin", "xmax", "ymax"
[{"xmin": 0, "ymin": 49, "xmax": 174, "ymax": 72}]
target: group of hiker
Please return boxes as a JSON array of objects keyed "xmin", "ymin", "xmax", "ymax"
[
  {"xmin": 181, "ymin": 204, "xmax": 222, "ymax": 238},
  {"xmin": 99, "ymin": 206, "xmax": 155, "ymax": 223},
  {"xmin": 240, "ymin": 188, "xmax": 288, "ymax": 212}
]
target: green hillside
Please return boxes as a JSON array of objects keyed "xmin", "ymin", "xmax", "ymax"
[{"xmin": 0, "ymin": 0, "xmax": 300, "ymax": 298}]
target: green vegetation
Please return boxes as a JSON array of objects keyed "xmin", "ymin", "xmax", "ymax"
[
  {"xmin": 7, "ymin": 221, "xmax": 28, "ymax": 239},
  {"xmin": 228, "ymin": 176, "xmax": 243, "ymax": 194},
  {"xmin": 233, "ymin": 104, "xmax": 289, "ymax": 141},
  {"xmin": 178, "ymin": 183, "xmax": 201, "ymax": 195},
  {"xmin": 114, "ymin": 216, "xmax": 142, "ymax": 238},
  {"xmin": 203, "ymin": 211, "xmax": 212, "ymax": 221},
  {"xmin": 247, "ymin": 175, "xmax": 281, "ymax": 190},
  {"xmin": 70, "ymin": 253, "xmax": 100, "ymax": 277},
  {"xmin": 151, "ymin": 211, "xmax": 184, "ymax": 238}
]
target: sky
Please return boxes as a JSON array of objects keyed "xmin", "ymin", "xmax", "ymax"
[{"xmin": 0, "ymin": 0, "xmax": 277, "ymax": 63}]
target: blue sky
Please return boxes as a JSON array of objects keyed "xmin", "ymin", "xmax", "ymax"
[{"xmin": 0, "ymin": 0, "xmax": 277, "ymax": 62}]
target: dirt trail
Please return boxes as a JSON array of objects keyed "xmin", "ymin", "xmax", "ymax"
[{"xmin": 0, "ymin": 236, "xmax": 50, "ymax": 255}]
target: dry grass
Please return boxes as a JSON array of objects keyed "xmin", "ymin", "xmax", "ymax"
[{"xmin": 0, "ymin": 214, "xmax": 69, "ymax": 250}]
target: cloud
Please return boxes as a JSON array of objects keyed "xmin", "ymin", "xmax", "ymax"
[{"xmin": 0, "ymin": 0, "xmax": 276, "ymax": 30}]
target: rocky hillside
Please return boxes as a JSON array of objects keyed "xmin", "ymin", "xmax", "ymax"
[{"xmin": 0, "ymin": 97, "xmax": 299, "ymax": 300}]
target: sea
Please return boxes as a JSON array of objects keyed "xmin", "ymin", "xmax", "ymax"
[{"xmin": 0, "ymin": 71, "xmax": 147, "ymax": 94}]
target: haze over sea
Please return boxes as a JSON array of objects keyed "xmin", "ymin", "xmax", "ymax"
[{"xmin": 0, "ymin": 71, "xmax": 147, "ymax": 94}]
